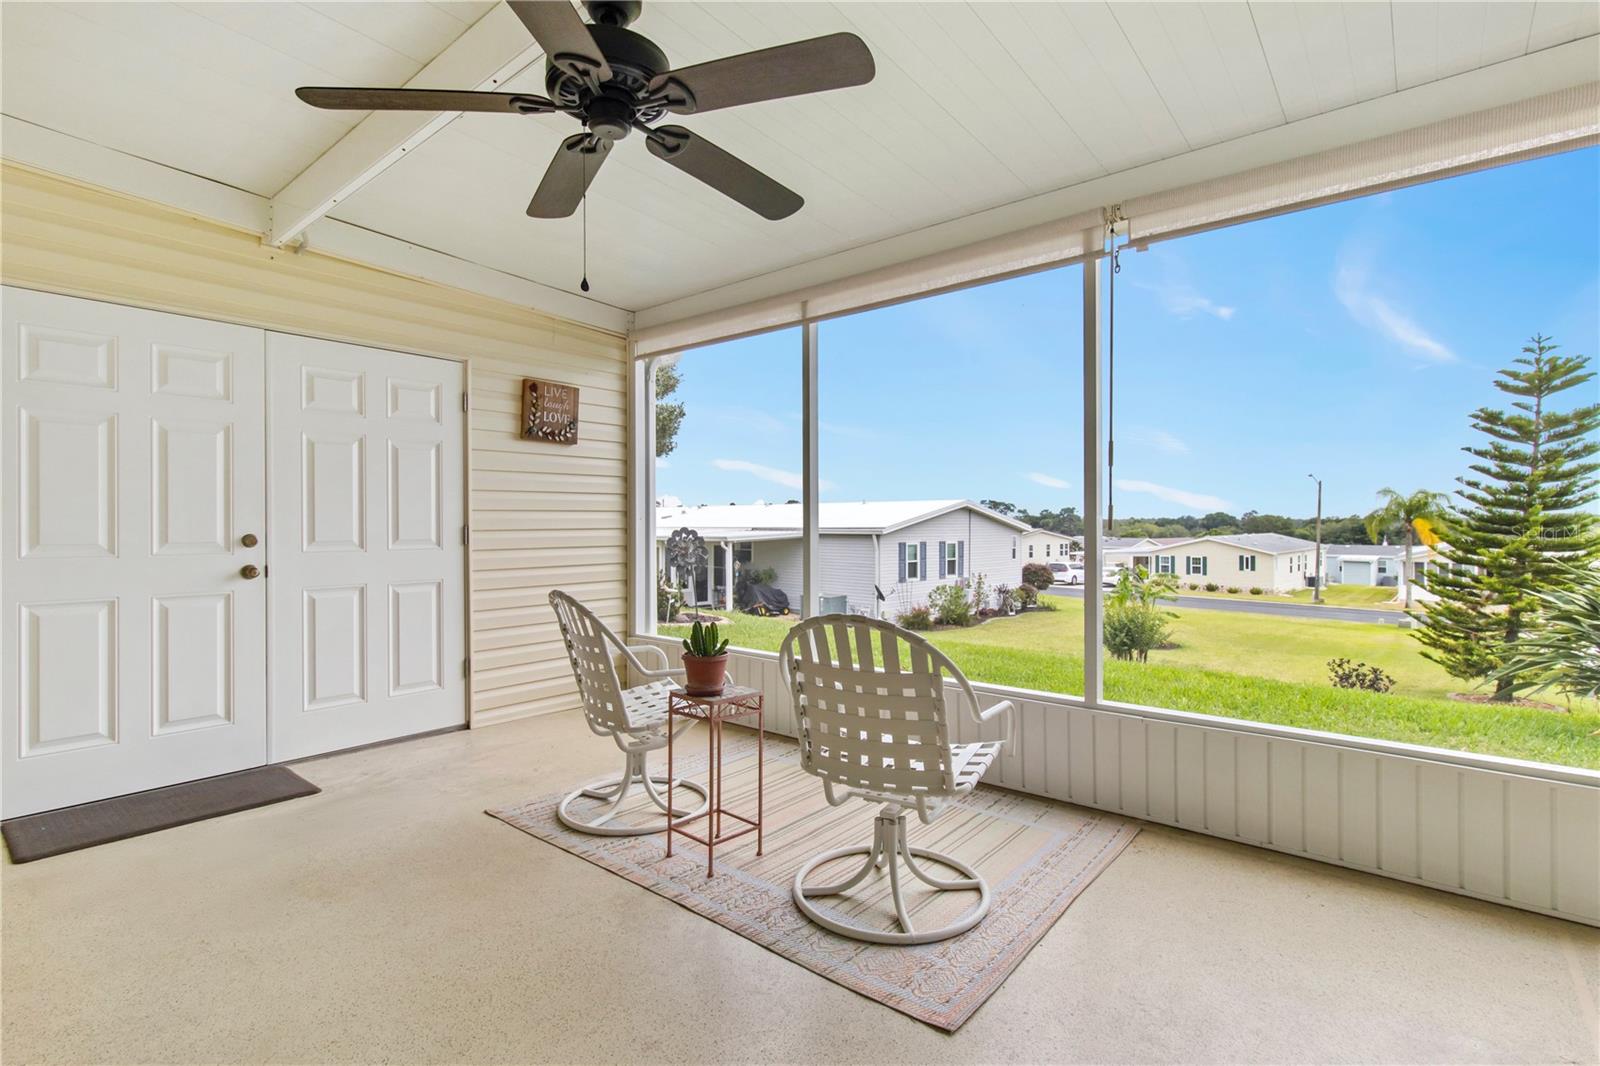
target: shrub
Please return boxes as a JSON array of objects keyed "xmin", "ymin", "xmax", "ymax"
[
  {"xmin": 1013, "ymin": 584, "xmax": 1039, "ymax": 608},
  {"xmin": 1186, "ymin": 582, "xmax": 1201, "ymax": 591},
  {"xmin": 1490, "ymin": 563, "xmax": 1600, "ymax": 700},
  {"xmin": 993, "ymin": 584, "xmax": 1017, "ymax": 616},
  {"xmin": 1249, "ymin": 586, "xmax": 1264, "ymax": 595},
  {"xmin": 927, "ymin": 582, "xmax": 974, "ymax": 627},
  {"xmin": 1327, "ymin": 657, "xmax": 1396, "ymax": 693},
  {"xmin": 1103, "ymin": 602, "xmax": 1172, "ymax": 663},
  {"xmin": 1109, "ymin": 566, "xmax": 1179, "ymax": 608},
  {"xmin": 1021, "ymin": 562, "xmax": 1054, "ymax": 590},
  {"xmin": 1204, "ymin": 582, "xmax": 1220, "ymax": 592},
  {"xmin": 898, "ymin": 606, "xmax": 933, "ymax": 630},
  {"xmin": 1226, "ymin": 586, "xmax": 1242, "ymax": 594}
]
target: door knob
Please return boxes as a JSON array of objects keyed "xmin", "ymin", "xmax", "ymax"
[
  {"xmin": 240, "ymin": 564, "xmax": 261, "ymax": 580},
  {"xmin": 240, "ymin": 533, "xmax": 259, "ymax": 547}
]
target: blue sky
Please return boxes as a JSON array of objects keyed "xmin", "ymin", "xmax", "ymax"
[{"xmin": 657, "ymin": 147, "xmax": 1599, "ymax": 519}]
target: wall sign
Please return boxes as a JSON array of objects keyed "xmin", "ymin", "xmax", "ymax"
[{"xmin": 520, "ymin": 378, "xmax": 579, "ymax": 445}]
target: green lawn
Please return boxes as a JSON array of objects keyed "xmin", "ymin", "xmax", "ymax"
[
  {"xmin": 664, "ymin": 604, "xmax": 1600, "ymax": 769},
  {"xmin": 1172, "ymin": 584, "xmax": 1399, "ymax": 609}
]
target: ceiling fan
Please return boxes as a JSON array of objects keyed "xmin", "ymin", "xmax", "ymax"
[{"xmin": 296, "ymin": 0, "xmax": 875, "ymax": 222}]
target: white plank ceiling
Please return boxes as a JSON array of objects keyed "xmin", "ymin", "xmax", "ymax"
[{"xmin": 2, "ymin": 1, "xmax": 1596, "ymax": 315}]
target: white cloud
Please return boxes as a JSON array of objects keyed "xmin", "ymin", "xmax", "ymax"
[
  {"xmin": 1165, "ymin": 288, "xmax": 1236, "ymax": 320},
  {"xmin": 1334, "ymin": 249, "xmax": 1455, "ymax": 363},
  {"xmin": 1133, "ymin": 278, "xmax": 1235, "ymax": 321},
  {"xmin": 713, "ymin": 458, "xmax": 834, "ymax": 491},
  {"xmin": 1127, "ymin": 427, "xmax": 1189, "ymax": 455},
  {"xmin": 1115, "ymin": 479, "xmax": 1231, "ymax": 512},
  {"xmin": 1026, "ymin": 472, "xmax": 1071, "ymax": 489}
]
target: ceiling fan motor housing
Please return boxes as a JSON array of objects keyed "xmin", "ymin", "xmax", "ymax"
[{"xmin": 545, "ymin": 23, "xmax": 669, "ymax": 124}]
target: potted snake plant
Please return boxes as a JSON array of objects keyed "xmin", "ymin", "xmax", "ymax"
[{"xmin": 681, "ymin": 620, "xmax": 730, "ymax": 696}]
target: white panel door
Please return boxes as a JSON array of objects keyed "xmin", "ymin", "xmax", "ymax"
[
  {"xmin": 267, "ymin": 333, "xmax": 465, "ymax": 760},
  {"xmin": 1, "ymin": 287, "xmax": 267, "ymax": 817}
]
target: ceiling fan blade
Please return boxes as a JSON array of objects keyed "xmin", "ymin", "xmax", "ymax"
[
  {"xmin": 296, "ymin": 87, "xmax": 558, "ymax": 114},
  {"xmin": 646, "ymin": 126, "xmax": 801, "ymax": 220},
  {"xmin": 507, "ymin": 1, "xmax": 612, "ymax": 86},
  {"xmin": 650, "ymin": 32, "xmax": 874, "ymax": 115},
  {"xmin": 527, "ymin": 134, "xmax": 612, "ymax": 218}
]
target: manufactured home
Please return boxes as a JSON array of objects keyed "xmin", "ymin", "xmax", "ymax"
[
  {"xmin": 1105, "ymin": 533, "xmax": 1318, "ymax": 592},
  {"xmin": 658, "ymin": 500, "xmax": 1028, "ymax": 616}
]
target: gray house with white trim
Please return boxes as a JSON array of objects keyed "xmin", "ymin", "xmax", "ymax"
[{"xmin": 657, "ymin": 500, "xmax": 1029, "ymax": 617}]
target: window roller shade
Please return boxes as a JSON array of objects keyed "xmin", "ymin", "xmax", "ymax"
[
  {"xmin": 1125, "ymin": 83, "xmax": 1599, "ymax": 248},
  {"xmin": 633, "ymin": 209, "xmax": 1103, "ymax": 356},
  {"xmin": 633, "ymin": 83, "xmax": 1597, "ymax": 358}
]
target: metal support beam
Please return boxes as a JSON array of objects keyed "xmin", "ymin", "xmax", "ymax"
[
  {"xmin": 266, "ymin": 2, "xmax": 544, "ymax": 247},
  {"xmin": 1081, "ymin": 229, "xmax": 1105, "ymax": 705},
  {"xmin": 628, "ymin": 346, "xmax": 658, "ymax": 637},
  {"xmin": 801, "ymin": 321, "xmax": 820, "ymax": 619}
]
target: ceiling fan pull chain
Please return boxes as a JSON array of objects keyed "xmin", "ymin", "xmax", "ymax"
[{"xmin": 580, "ymin": 150, "xmax": 591, "ymax": 293}]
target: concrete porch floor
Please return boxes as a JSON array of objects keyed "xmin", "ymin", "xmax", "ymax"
[{"xmin": 3, "ymin": 711, "xmax": 1596, "ymax": 1065}]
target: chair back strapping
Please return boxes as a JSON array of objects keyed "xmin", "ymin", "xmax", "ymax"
[
  {"xmin": 549, "ymin": 590, "xmax": 630, "ymax": 734},
  {"xmin": 779, "ymin": 614, "xmax": 965, "ymax": 800}
]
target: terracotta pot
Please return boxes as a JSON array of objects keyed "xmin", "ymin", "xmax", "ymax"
[{"xmin": 682, "ymin": 653, "xmax": 729, "ymax": 696}]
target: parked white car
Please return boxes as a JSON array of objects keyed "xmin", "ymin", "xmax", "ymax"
[{"xmin": 1049, "ymin": 562, "xmax": 1083, "ymax": 586}]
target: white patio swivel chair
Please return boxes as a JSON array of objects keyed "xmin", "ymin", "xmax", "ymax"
[
  {"xmin": 778, "ymin": 614, "xmax": 1014, "ymax": 945},
  {"xmin": 549, "ymin": 590, "xmax": 708, "ymax": 835}
]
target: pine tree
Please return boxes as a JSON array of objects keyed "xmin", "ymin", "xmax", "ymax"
[{"xmin": 1416, "ymin": 336, "xmax": 1600, "ymax": 700}]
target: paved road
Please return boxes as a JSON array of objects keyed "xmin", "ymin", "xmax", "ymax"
[{"xmin": 1042, "ymin": 585, "xmax": 1408, "ymax": 625}]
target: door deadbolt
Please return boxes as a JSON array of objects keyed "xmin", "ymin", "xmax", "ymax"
[
  {"xmin": 240, "ymin": 564, "xmax": 261, "ymax": 580},
  {"xmin": 240, "ymin": 533, "xmax": 259, "ymax": 548}
]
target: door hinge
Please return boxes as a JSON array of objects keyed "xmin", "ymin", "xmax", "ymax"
[
  {"xmin": 461, "ymin": 391, "xmax": 470, "ymax": 413},
  {"xmin": 463, "ymin": 657, "xmax": 471, "ymax": 677},
  {"xmin": 461, "ymin": 525, "xmax": 469, "ymax": 546}
]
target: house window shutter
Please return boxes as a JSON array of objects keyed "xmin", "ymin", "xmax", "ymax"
[
  {"xmin": 898, "ymin": 542, "xmax": 907, "ymax": 582},
  {"xmin": 1203, "ymin": 557, "xmax": 1209, "ymax": 576},
  {"xmin": 938, "ymin": 541, "xmax": 946, "ymax": 579},
  {"xmin": 920, "ymin": 542, "xmax": 928, "ymax": 581},
  {"xmin": 958, "ymin": 540, "xmax": 966, "ymax": 577}
]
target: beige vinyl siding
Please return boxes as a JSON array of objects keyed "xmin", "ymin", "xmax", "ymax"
[
  {"xmin": 0, "ymin": 162, "xmax": 628, "ymax": 729},
  {"xmin": 1162, "ymin": 541, "xmax": 1306, "ymax": 593}
]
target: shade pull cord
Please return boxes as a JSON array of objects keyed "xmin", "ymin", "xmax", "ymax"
[{"xmin": 1105, "ymin": 216, "xmax": 1122, "ymax": 536}]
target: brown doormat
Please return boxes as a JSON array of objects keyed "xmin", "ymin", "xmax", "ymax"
[{"xmin": 2, "ymin": 766, "xmax": 319, "ymax": 863}]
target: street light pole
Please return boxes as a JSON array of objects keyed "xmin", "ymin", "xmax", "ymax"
[{"xmin": 1307, "ymin": 473, "xmax": 1324, "ymax": 604}]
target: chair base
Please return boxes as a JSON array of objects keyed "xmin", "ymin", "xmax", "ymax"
[
  {"xmin": 793, "ymin": 806, "xmax": 990, "ymax": 945},
  {"xmin": 557, "ymin": 748, "xmax": 709, "ymax": 837}
]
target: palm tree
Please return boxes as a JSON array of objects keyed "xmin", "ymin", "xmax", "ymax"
[{"xmin": 1364, "ymin": 488, "xmax": 1447, "ymax": 609}]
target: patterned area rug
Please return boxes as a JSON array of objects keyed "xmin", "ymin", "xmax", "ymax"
[{"xmin": 487, "ymin": 733, "xmax": 1138, "ymax": 1031}]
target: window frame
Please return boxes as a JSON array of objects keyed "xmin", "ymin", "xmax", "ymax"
[
  {"xmin": 905, "ymin": 541, "xmax": 922, "ymax": 581},
  {"xmin": 627, "ymin": 201, "xmax": 1597, "ymax": 791},
  {"xmin": 944, "ymin": 540, "xmax": 958, "ymax": 577}
]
